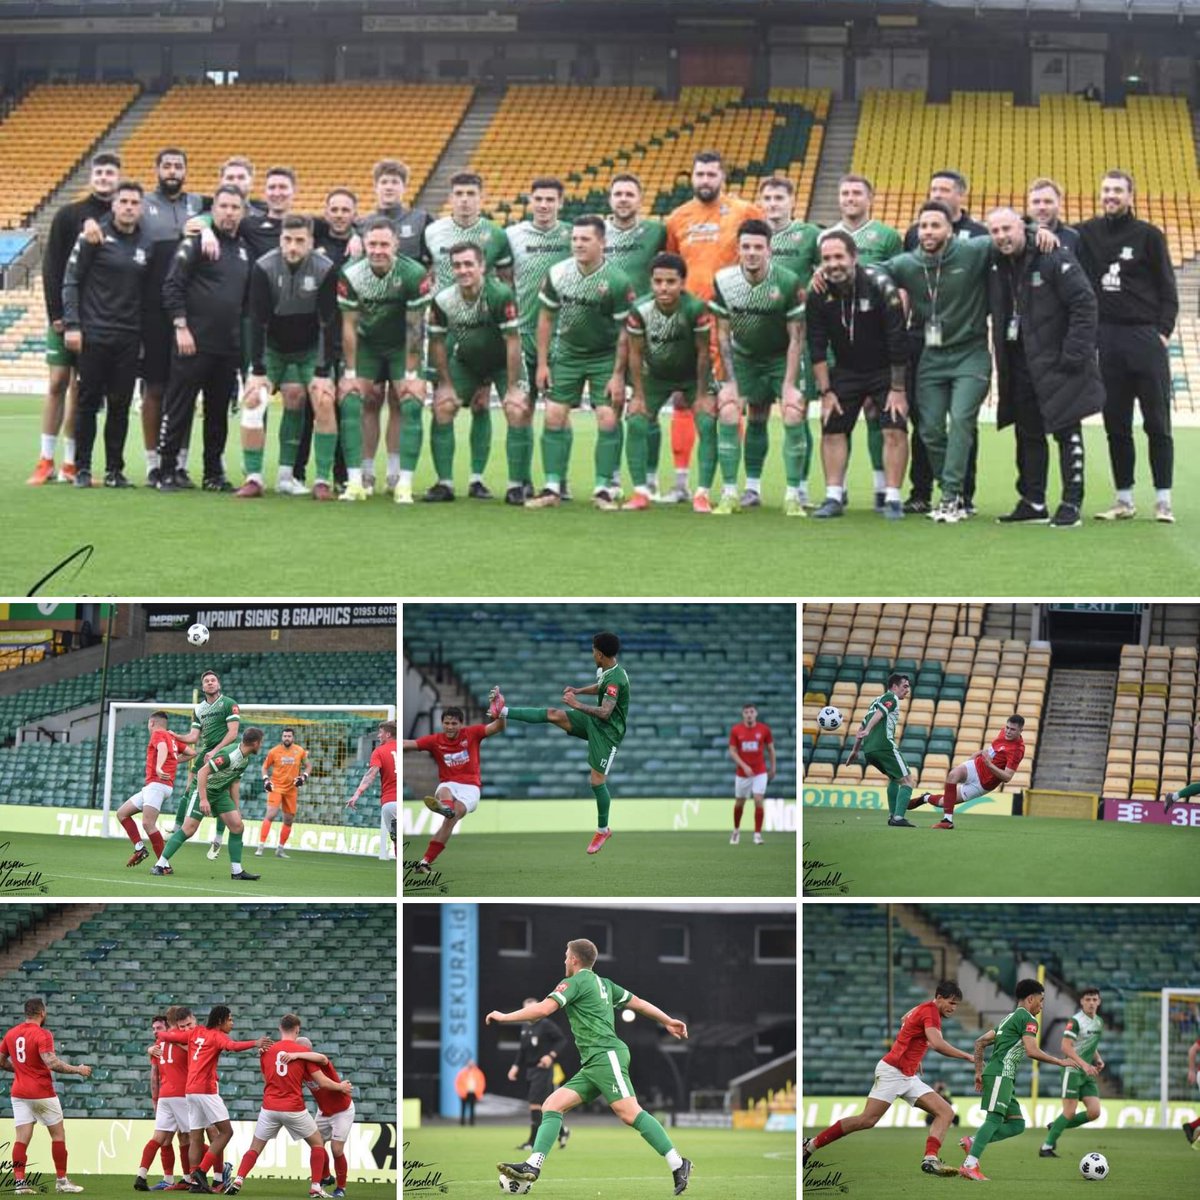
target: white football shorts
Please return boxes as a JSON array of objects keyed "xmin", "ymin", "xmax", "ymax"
[
  {"xmin": 316, "ymin": 1101, "xmax": 355, "ymax": 1144},
  {"xmin": 186, "ymin": 1093, "xmax": 229, "ymax": 1127},
  {"xmin": 11, "ymin": 1095, "xmax": 64, "ymax": 1127},
  {"xmin": 955, "ymin": 757, "xmax": 986, "ymax": 803},
  {"xmin": 867, "ymin": 1058, "xmax": 934, "ymax": 1106},
  {"xmin": 253, "ymin": 1107, "xmax": 318, "ymax": 1141},
  {"xmin": 127, "ymin": 781, "xmax": 173, "ymax": 812},
  {"xmin": 734, "ymin": 773, "xmax": 768, "ymax": 800},
  {"xmin": 155, "ymin": 1096, "xmax": 190, "ymax": 1133},
  {"xmin": 439, "ymin": 782, "xmax": 480, "ymax": 814},
  {"xmin": 382, "ymin": 800, "xmax": 397, "ymax": 832}
]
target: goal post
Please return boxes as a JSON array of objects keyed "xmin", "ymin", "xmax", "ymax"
[
  {"xmin": 1121, "ymin": 986, "xmax": 1200, "ymax": 1126},
  {"xmin": 102, "ymin": 701, "xmax": 396, "ymax": 859}
]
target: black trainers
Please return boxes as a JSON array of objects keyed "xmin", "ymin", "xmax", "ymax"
[
  {"xmin": 672, "ymin": 1158, "xmax": 693, "ymax": 1195},
  {"xmin": 909, "ymin": 792, "xmax": 932, "ymax": 810},
  {"xmin": 496, "ymin": 1162, "xmax": 540, "ymax": 1184},
  {"xmin": 413, "ymin": 861, "xmax": 431, "ymax": 875},
  {"xmin": 739, "ymin": 489, "xmax": 761, "ymax": 508},
  {"xmin": 173, "ymin": 469, "xmax": 195, "ymax": 489},
  {"xmin": 73, "ymin": 469, "xmax": 93, "ymax": 488},
  {"xmin": 105, "ymin": 470, "xmax": 134, "ymax": 488},
  {"xmin": 134, "ymin": 1178, "xmax": 150, "ymax": 1191},
  {"xmin": 505, "ymin": 486, "xmax": 525, "ymax": 506},
  {"xmin": 812, "ymin": 498, "xmax": 844, "ymax": 519},
  {"xmin": 203, "ymin": 476, "xmax": 234, "ymax": 492},
  {"xmin": 887, "ymin": 817, "xmax": 916, "ymax": 827},
  {"xmin": 558, "ymin": 1126, "xmax": 571, "ymax": 1150},
  {"xmin": 468, "ymin": 480, "xmax": 494, "ymax": 500},
  {"xmin": 802, "ymin": 1138, "xmax": 813, "ymax": 1166},
  {"xmin": 232, "ymin": 870, "xmax": 261, "ymax": 881},
  {"xmin": 146, "ymin": 467, "xmax": 162, "ymax": 487},
  {"xmin": 873, "ymin": 489, "xmax": 885, "ymax": 513},
  {"xmin": 1164, "ymin": 792, "xmax": 1178, "ymax": 815},
  {"xmin": 150, "ymin": 864, "xmax": 173, "ymax": 875},
  {"xmin": 1039, "ymin": 1146, "xmax": 1059, "ymax": 1157},
  {"xmin": 996, "ymin": 500, "xmax": 1049, "ymax": 524},
  {"xmin": 903, "ymin": 496, "xmax": 931, "ymax": 514},
  {"xmin": 422, "ymin": 483, "xmax": 455, "ymax": 502},
  {"xmin": 1183, "ymin": 1120, "xmax": 1196, "ymax": 1144},
  {"xmin": 1050, "ymin": 503, "xmax": 1082, "ymax": 528}
]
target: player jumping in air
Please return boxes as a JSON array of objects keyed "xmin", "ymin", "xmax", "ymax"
[
  {"xmin": 908, "ymin": 715, "xmax": 1026, "ymax": 828},
  {"xmin": 803, "ymin": 980, "xmax": 973, "ymax": 1178},
  {"xmin": 403, "ymin": 707, "xmax": 506, "ymax": 874},
  {"xmin": 958, "ymin": 978, "xmax": 1095, "ymax": 1182},
  {"xmin": 728, "ymin": 703, "xmax": 776, "ymax": 844},
  {"xmin": 845, "ymin": 672, "xmax": 917, "ymax": 826},
  {"xmin": 1040, "ymin": 987, "xmax": 1105, "ymax": 1157},
  {"xmin": 489, "ymin": 630, "xmax": 629, "ymax": 855},
  {"xmin": 489, "ymin": 938, "xmax": 692, "ymax": 1195},
  {"xmin": 0, "ymin": 996, "xmax": 92, "ymax": 1194}
]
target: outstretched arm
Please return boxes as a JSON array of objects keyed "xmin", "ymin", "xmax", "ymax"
[
  {"xmin": 348, "ymin": 764, "xmax": 380, "ymax": 807},
  {"xmin": 486, "ymin": 997, "xmax": 559, "ymax": 1025},
  {"xmin": 40, "ymin": 1049, "xmax": 91, "ymax": 1078},
  {"xmin": 926, "ymin": 1026, "xmax": 973, "ymax": 1062},
  {"xmin": 625, "ymin": 995, "xmax": 688, "ymax": 1040}
]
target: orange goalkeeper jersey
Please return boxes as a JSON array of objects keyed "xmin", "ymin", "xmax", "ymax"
[
  {"xmin": 264, "ymin": 743, "xmax": 308, "ymax": 792},
  {"xmin": 665, "ymin": 192, "xmax": 763, "ymax": 301}
]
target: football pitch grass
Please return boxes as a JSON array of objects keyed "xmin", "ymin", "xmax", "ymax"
[
  {"xmin": 802, "ymin": 808, "xmax": 1192, "ymax": 896},
  {"xmin": 405, "ymin": 1121, "xmax": 795, "ymax": 1200},
  {"xmin": 1, "ymin": 830, "xmax": 396, "ymax": 896},
  {"xmin": 3, "ymin": 393, "xmax": 1199, "ymax": 595},
  {"xmin": 802, "ymin": 1128, "xmax": 1192, "ymax": 1198},
  {"xmin": 25, "ymin": 1179, "xmax": 392, "ymax": 1200},
  {"xmin": 401, "ymin": 830, "xmax": 797, "ymax": 897}
]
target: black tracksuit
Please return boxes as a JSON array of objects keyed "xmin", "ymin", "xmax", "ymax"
[
  {"xmin": 902, "ymin": 212, "xmax": 988, "ymax": 504},
  {"xmin": 1075, "ymin": 209, "xmax": 1178, "ymax": 489},
  {"xmin": 42, "ymin": 193, "xmax": 112, "ymax": 328},
  {"xmin": 157, "ymin": 229, "xmax": 252, "ymax": 482},
  {"xmin": 140, "ymin": 188, "xmax": 206, "ymax": 385},
  {"xmin": 367, "ymin": 204, "xmax": 433, "ymax": 265},
  {"xmin": 247, "ymin": 249, "xmax": 339, "ymax": 376},
  {"xmin": 61, "ymin": 219, "xmax": 154, "ymax": 475}
]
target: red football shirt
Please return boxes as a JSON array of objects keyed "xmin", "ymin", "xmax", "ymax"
[
  {"xmin": 882, "ymin": 1000, "xmax": 941, "ymax": 1075},
  {"xmin": 303, "ymin": 1056, "xmax": 352, "ymax": 1116},
  {"xmin": 259, "ymin": 1039, "xmax": 319, "ymax": 1112},
  {"xmin": 729, "ymin": 722, "xmax": 774, "ymax": 777},
  {"xmin": 146, "ymin": 729, "xmax": 182, "ymax": 786},
  {"xmin": 159, "ymin": 1025, "xmax": 259, "ymax": 1094},
  {"xmin": 370, "ymin": 738, "xmax": 397, "ymax": 804},
  {"xmin": 415, "ymin": 726, "xmax": 485, "ymax": 787},
  {"xmin": 156, "ymin": 1036, "xmax": 189, "ymax": 1099},
  {"xmin": 1, "ymin": 1021, "xmax": 56, "ymax": 1099},
  {"xmin": 975, "ymin": 732, "xmax": 1025, "ymax": 791}
]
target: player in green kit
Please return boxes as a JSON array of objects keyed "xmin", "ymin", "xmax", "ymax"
[
  {"xmin": 487, "ymin": 631, "xmax": 628, "ymax": 855},
  {"xmin": 424, "ymin": 243, "xmax": 526, "ymax": 501},
  {"xmin": 960, "ymin": 979, "xmax": 1095, "ymax": 1182},
  {"xmin": 152, "ymin": 727, "xmax": 264, "ymax": 881},
  {"xmin": 1040, "ymin": 987, "xmax": 1105, "ymax": 1158},
  {"xmin": 338, "ymin": 217, "xmax": 431, "ymax": 503},
  {"xmin": 528, "ymin": 217, "xmax": 636, "ymax": 509},
  {"xmin": 623, "ymin": 253, "xmax": 712, "ymax": 510},
  {"xmin": 488, "ymin": 937, "xmax": 693, "ymax": 1195},
  {"xmin": 846, "ymin": 673, "xmax": 919, "ymax": 826},
  {"xmin": 506, "ymin": 178, "xmax": 572, "ymax": 502},
  {"xmin": 709, "ymin": 219, "xmax": 807, "ymax": 515}
]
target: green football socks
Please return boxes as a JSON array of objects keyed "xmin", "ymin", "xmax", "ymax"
[
  {"xmin": 338, "ymin": 390, "xmax": 363, "ymax": 466},
  {"xmin": 717, "ymin": 420, "xmax": 740, "ymax": 486},
  {"xmin": 783, "ymin": 420, "xmax": 810, "ymax": 488},
  {"xmin": 542, "ymin": 426, "xmax": 570, "ymax": 487},
  {"xmin": 313, "ymin": 431, "xmax": 337, "ymax": 481},
  {"xmin": 625, "ymin": 412, "xmax": 649, "ymax": 487},
  {"xmin": 531, "ymin": 1110, "xmax": 563, "ymax": 1159},
  {"xmin": 243, "ymin": 447, "xmax": 264, "ymax": 478},
  {"xmin": 278, "ymin": 405, "xmax": 303, "ymax": 468},
  {"xmin": 507, "ymin": 424, "xmax": 533, "ymax": 485},
  {"xmin": 633, "ymin": 1110, "xmax": 675, "ymax": 1157},
  {"xmin": 399, "ymin": 397, "xmax": 423, "ymax": 471},
  {"xmin": 470, "ymin": 408, "xmax": 491, "ymax": 475},
  {"xmin": 595, "ymin": 425, "xmax": 621, "ymax": 491},
  {"xmin": 162, "ymin": 828, "xmax": 187, "ymax": 861},
  {"xmin": 592, "ymin": 783, "xmax": 611, "ymax": 828},
  {"xmin": 228, "ymin": 830, "xmax": 244, "ymax": 868},
  {"xmin": 867, "ymin": 415, "xmax": 885, "ymax": 472},
  {"xmin": 744, "ymin": 418, "xmax": 769, "ymax": 479},
  {"xmin": 1045, "ymin": 1111, "xmax": 1092, "ymax": 1146},
  {"xmin": 696, "ymin": 410, "xmax": 718, "ymax": 489},
  {"xmin": 431, "ymin": 419, "xmax": 455, "ymax": 482}
]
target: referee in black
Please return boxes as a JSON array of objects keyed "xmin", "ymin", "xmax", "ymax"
[
  {"xmin": 807, "ymin": 230, "xmax": 909, "ymax": 521},
  {"xmin": 1075, "ymin": 169, "xmax": 1179, "ymax": 523},
  {"xmin": 507, "ymin": 997, "xmax": 571, "ymax": 1152},
  {"xmin": 157, "ymin": 185, "xmax": 253, "ymax": 492},
  {"xmin": 62, "ymin": 180, "xmax": 154, "ymax": 489}
]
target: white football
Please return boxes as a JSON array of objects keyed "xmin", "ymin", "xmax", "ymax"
[
  {"xmin": 816, "ymin": 705, "xmax": 843, "ymax": 731},
  {"xmin": 497, "ymin": 1176, "xmax": 532, "ymax": 1195},
  {"xmin": 1079, "ymin": 1151, "xmax": 1108, "ymax": 1180},
  {"xmin": 187, "ymin": 623, "xmax": 210, "ymax": 646}
]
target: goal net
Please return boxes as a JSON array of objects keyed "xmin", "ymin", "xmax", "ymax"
[
  {"xmin": 1120, "ymin": 987, "xmax": 1200, "ymax": 1125},
  {"xmin": 101, "ymin": 701, "xmax": 396, "ymax": 859}
]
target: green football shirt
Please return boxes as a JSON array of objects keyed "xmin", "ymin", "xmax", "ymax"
[
  {"xmin": 191, "ymin": 694, "xmax": 239, "ymax": 756},
  {"xmin": 427, "ymin": 276, "xmax": 519, "ymax": 378},
  {"xmin": 425, "ymin": 216, "xmax": 513, "ymax": 289},
  {"xmin": 547, "ymin": 968, "xmax": 632, "ymax": 1063},
  {"xmin": 984, "ymin": 1005, "xmax": 1039, "ymax": 1080},
  {"xmin": 1064, "ymin": 1011, "xmax": 1103, "ymax": 1064},
  {"xmin": 604, "ymin": 217, "xmax": 668, "ymax": 297},
  {"xmin": 626, "ymin": 292, "xmax": 711, "ymax": 386},
  {"xmin": 540, "ymin": 258, "xmax": 635, "ymax": 361},
  {"xmin": 826, "ymin": 218, "xmax": 903, "ymax": 267},
  {"xmin": 860, "ymin": 691, "xmax": 901, "ymax": 754},
  {"xmin": 507, "ymin": 219, "xmax": 572, "ymax": 346},
  {"xmin": 337, "ymin": 255, "xmax": 430, "ymax": 354},
  {"xmin": 595, "ymin": 663, "xmax": 630, "ymax": 742},
  {"xmin": 709, "ymin": 262, "xmax": 804, "ymax": 362},
  {"xmin": 202, "ymin": 744, "xmax": 253, "ymax": 797},
  {"xmin": 768, "ymin": 219, "xmax": 821, "ymax": 287}
]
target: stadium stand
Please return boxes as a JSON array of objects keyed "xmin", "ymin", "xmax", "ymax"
[
  {"xmin": 0, "ymin": 83, "xmax": 140, "ymax": 228},
  {"xmin": 467, "ymin": 85, "xmax": 828, "ymax": 221},
  {"xmin": 403, "ymin": 603, "xmax": 795, "ymax": 800},
  {"xmin": 118, "ymin": 83, "xmax": 474, "ymax": 215},
  {"xmin": 0, "ymin": 904, "xmax": 395, "ymax": 1120},
  {"xmin": 802, "ymin": 603, "xmax": 1044, "ymax": 797},
  {"xmin": 0, "ymin": 284, "xmax": 45, "ymax": 376}
]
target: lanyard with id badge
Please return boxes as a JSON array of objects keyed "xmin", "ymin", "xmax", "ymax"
[
  {"xmin": 1005, "ymin": 253, "xmax": 1032, "ymax": 343},
  {"xmin": 922, "ymin": 259, "xmax": 943, "ymax": 346}
]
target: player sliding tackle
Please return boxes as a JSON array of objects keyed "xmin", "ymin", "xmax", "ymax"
[
  {"xmin": 488, "ymin": 631, "xmax": 629, "ymax": 855},
  {"xmin": 488, "ymin": 937, "xmax": 693, "ymax": 1195}
]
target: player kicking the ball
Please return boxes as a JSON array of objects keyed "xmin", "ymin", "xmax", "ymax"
[
  {"xmin": 489, "ymin": 938, "xmax": 692, "ymax": 1195},
  {"xmin": 488, "ymin": 631, "xmax": 629, "ymax": 854},
  {"xmin": 803, "ymin": 980, "xmax": 973, "ymax": 1178},
  {"xmin": 907, "ymin": 715, "xmax": 1025, "ymax": 828},
  {"xmin": 403, "ymin": 707, "xmax": 506, "ymax": 874},
  {"xmin": 846, "ymin": 672, "xmax": 917, "ymax": 826}
]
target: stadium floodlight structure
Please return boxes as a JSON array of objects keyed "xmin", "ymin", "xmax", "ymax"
[
  {"xmin": 1121, "ymin": 986, "xmax": 1200, "ymax": 1125},
  {"xmin": 101, "ymin": 700, "xmax": 396, "ymax": 859}
]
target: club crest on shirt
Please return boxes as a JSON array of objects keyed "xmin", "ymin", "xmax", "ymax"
[
  {"xmin": 1119, "ymin": 246, "xmax": 1134, "ymax": 260},
  {"xmin": 554, "ymin": 982, "xmax": 568, "ymax": 994}
]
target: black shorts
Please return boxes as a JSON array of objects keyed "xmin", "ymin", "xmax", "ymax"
[
  {"xmin": 140, "ymin": 311, "xmax": 174, "ymax": 387},
  {"xmin": 526, "ymin": 1067, "xmax": 554, "ymax": 1104},
  {"xmin": 822, "ymin": 390, "xmax": 907, "ymax": 436}
]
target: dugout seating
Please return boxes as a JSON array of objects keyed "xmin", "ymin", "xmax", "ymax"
[
  {"xmin": 403, "ymin": 604, "xmax": 795, "ymax": 800},
  {"xmin": 0, "ymin": 904, "xmax": 395, "ymax": 1120},
  {"xmin": 1102, "ymin": 642, "xmax": 1198, "ymax": 799},
  {"xmin": 0, "ymin": 651, "xmax": 394, "ymax": 822},
  {"xmin": 853, "ymin": 90, "xmax": 1200, "ymax": 265},
  {"xmin": 803, "ymin": 604, "xmax": 1044, "ymax": 797},
  {"xmin": 0, "ymin": 83, "xmax": 141, "ymax": 228},
  {"xmin": 118, "ymin": 83, "xmax": 474, "ymax": 216},
  {"xmin": 467, "ymin": 85, "xmax": 828, "ymax": 223}
]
